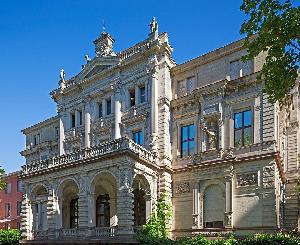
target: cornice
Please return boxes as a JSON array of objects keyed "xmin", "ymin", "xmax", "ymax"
[
  {"xmin": 22, "ymin": 116, "xmax": 59, "ymax": 135},
  {"xmin": 171, "ymin": 38, "xmax": 246, "ymax": 75}
]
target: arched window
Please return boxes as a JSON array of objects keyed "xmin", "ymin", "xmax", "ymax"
[
  {"xmin": 70, "ymin": 198, "xmax": 79, "ymax": 228},
  {"xmin": 96, "ymin": 194, "xmax": 110, "ymax": 227},
  {"xmin": 133, "ymin": 189, "xmax": 146, "ymax": 226}
]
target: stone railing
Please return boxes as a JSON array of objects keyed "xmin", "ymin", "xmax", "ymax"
[
  {"xmin": 60, "ymin": 228, "xmax": 80, "ymax": 238},
  {"xmin": 118, "ymin": 40, "xmax": 150, "ymax": 61},
  {"xmin": 21, "ymin": 137, "xmax": 156, "ymax": 175},
  {"xmin": 95, "ymin": 227, "xmax": 116, "ymax": 237}
]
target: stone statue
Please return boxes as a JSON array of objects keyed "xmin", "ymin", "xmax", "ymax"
[
  {"xmin": 59, "ymin": 69, "xmax": 66, "ymax": 90},
  {"xmin": 149, "ymin": 17, "xmax": 158, "ymax": 34},
  {"xmin": 84, "ymin": 54, "xmax": 91, "ymax": 63},
  {"xmin": 203, "ymin": 126, "xmax": 217, "ymax": 150},
  {"xmin": 60, "ymin": 69, "xmax": 65, "ymax": 82}
]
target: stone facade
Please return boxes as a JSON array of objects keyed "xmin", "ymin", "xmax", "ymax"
[{"xmin": 20, "ymin": 19, "xmax": 299, "ymax": 242}]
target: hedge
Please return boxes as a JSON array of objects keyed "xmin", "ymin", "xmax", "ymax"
[
  {"xmin": 0, "ymin": 229, "xmax": 21, "ymax": 245},
  {"xmin": 138, "ymin": 233, "xmax": 300, "ymax": 245}
]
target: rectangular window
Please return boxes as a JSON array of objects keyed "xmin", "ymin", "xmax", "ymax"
[
  {"xmin": 5, "ymin": 183, "xmax": 11, "ymax": 194},
  {"xmin": 98, "ymin": 103, "xmax": 103, "ymax": 118},
  {"xmin": 106, "ymin": 98, "xmax": 111, "ymax": 115},
  {"xmin": 129, "ymin": 89, "xmax": 135, "ymax": 107},
  {"xmin": 17, "ymin": 180, "xmax": 23, "ymax": 192},
  {"xmin": 5, "ymin": 203, "xmax": 11, "ymax": 218},
  {"xmin": 234, "ymin": 109, "xmax": 252, "ymax": 147},
  {"xmin": 133, "ymin": 130, "xmax": 143, "ymax": 145},
  {"xmin": 17, "ymin": 201, "xmax": 22, "ymax": 216},
  {"xmin": 139, "ymin": 85, "xmax": 146, "ymax": 103},
  {"xmin": 79, "ymin": 111, "xmax": 83, "ymax": 125},
  {"xmin": 177, "ymin": 80, "xmax": 186, "ymax": 97},
  {"xmin": 180, "ymin": 124, "xmax": 195, "ymax": 158},
  {"xmin": 71, "ymin": 113, "xmax": 76, "ymax": 128}
]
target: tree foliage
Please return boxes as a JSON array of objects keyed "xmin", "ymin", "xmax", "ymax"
[
  {"xmin": 0, "ymin": 167, "xmax": 6, "ymax": 190},
  {"xmin": 240, "ymin": 0, "xmax": 300, "ymax": 103},
  {"xmin": 136, "ymin": 192, "xmax": 172, "ymax": 243}
]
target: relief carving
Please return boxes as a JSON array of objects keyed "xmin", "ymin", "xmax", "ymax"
[
  {"xmin": 237, "ymin": 172, "xmax": 258, "ymax": 187},
  {"xmin": 174, "ymin": 182, "xmax": 191, "ymax": 194}
]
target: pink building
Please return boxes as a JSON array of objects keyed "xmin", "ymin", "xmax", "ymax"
[{"xmin": 0, "ymin": 172, "xmax": 23, "ymax": 229}]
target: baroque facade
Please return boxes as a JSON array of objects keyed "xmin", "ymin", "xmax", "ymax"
[{"xmin": 20, "ymin": 18, "xmax": 300, "ymax": 242}]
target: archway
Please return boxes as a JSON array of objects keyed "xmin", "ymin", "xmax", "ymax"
[
  {"xmin": 203, "ymin": 184, "xmax": 225, "ymax": 228},
  {"xmin": 57, "ymin": 179, "xmax": 79, "ymax": 228},
  {"xmin": 132, "ymin": 174, "xmax": 151, "ymax": 227},
  {"xmin": 30, "ymin": 185, "xmax": 48, "ymax": 232},
  {"xmin": 90, "ymin": 172, "xmax": 117, "ymax": 227}
]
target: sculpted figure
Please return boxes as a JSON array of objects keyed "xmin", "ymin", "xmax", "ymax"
[
  {"xmin": 149, "ymin": 17, "xmax": 158, "ymax": 33},
  {"xmin": 203, "ymin": 126, "xmax": 217, "ymax": 150},
  {"xmin": 84, "ymin": 54, "xmax": 91, "ymax": 63},
  {"xmin": 59, "ymin": 69, "xmax": 66, "ymax": 90}
]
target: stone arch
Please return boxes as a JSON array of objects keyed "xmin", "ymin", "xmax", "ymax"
[
  {"xmin": 132, "ymin": 174, "xmax": 152, "ymax": 226},
  {"xmin": 56, "ymin": 178, "xmax": 80, "ymax": 229},
  {"xmin": 29, "ymin": 184, "xmax": 48, "ymax": 232},
  {"xmin": 202, "ymin": 182, "xmax": 225, "ymax": 229},
  {"xmin": 90, "ymin": 171, "xmax": 118, "ymax": 227}
]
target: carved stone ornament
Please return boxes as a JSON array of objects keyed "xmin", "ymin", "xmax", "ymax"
[
  {"xmin": 237, "ymin": 172, "xmax": 258, "ymax": 187},
  {"xmin": 175, "ymin": 182, "xmax": 191, "ymax": 194}
]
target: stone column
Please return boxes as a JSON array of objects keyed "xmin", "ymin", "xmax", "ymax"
[
  {"xmin": 192, "ymin": 182, "xmax": 200, "ymax": 229},
  {"xmin": 87, "ymin": 193, "xmax": 96, "ymax": 228},
  {"xmin": 150, "ymin": 72, "xmax": 158, "ymax": 153},
  {"xmin": 102, "ymin": 98, "xmax": 106, "ymax": 116},
  {"xmin": 46, "ymin": 189, "xmax": 56, "ymax": 238},
  {"xmin": 59, "ymin": 116, "xmax": 65, "ymax": 155},
  {"xmin": 135, "ymin": 85, "xmax": 139, "ymax": 106},
  {"xmin": 225, "ymin": 176, "xmax": 233, "ymax": 228},
  {"xmin": 117, "ymin": 168, "xmax": 134, "ymax": 235},
  {"xmin": 84, "ymin": 103, "xmax": 91, "ymax": 148},
  {"xmin": 199, "ymin": 193, "xmax": 204, "ymax": 229},
  {"xmin": 114, "ymin": 89, "xmax": 122, "ymax": 139},
  {"xmin": 20, "ymin": 194, "xmax": 32, "ymax": 240}
]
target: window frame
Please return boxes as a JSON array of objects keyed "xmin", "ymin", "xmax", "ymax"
[
  {"xmin": 139, "ymin": 85, "xmax": 146, "ymax": 104},
  {"xmin": 71, "ymin": 113, "xmax": 76, "ymax": 128},
  {"xmin": 5, "ymin": 203, "xmax": 11, "ymax": 218},
  {"xmin": 132, "ymin": 130, "xmax": 143, "ymax": 146},
  {"xmin": 106, "ymin": 98, "xmax": 112, "ymax": 115},
  {"xmin": 129, "ymin": 89, "xmax": 136, "ymax": 107},
  {"xmin": 180, "ymin": 124, "xmax": 195, "ymax": 158},
  {"xmin": 234, "ymin": 109, "xmax": 253, "ymax": 147}
]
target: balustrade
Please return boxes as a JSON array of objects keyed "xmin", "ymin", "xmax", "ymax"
[{"xmin": 21, "ymin": 137, "xmax": 156, "ymax": 175}]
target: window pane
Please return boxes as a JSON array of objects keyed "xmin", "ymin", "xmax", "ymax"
[
  {"xmin": 244, "ymin": 110, "xmax": 252, "ymax": 127},
  {"xmin": 234, "ymin": 113, "xmax": 243, "ymax": 129},
  {"xmin": 189, "ymin": 124, "xmax": 195, "ymax": 140},
  {"xmin": 140, "ymin": 86, "xmax": 146, "ymax": 103},
  {"xmin": 181, "ymin": 142, "xmax": 188, "ymax": 157},
  {"xmin": 234, "ymin": 130, "xmax": 242, "ymax": 147},
  {"xmin": 182, "ymin": 126, "xmax": 188, "ymax": 141},
  {"xmin": 244, "ymin": 127, "xmax": 252, "ymax": 146},
  {"xmin": 189, "ymin": 140, "xmax": 195, "ymax": 155},
  {"xmin": 139, "ymin": 131, "xmax": 143, "ymax": 145}
]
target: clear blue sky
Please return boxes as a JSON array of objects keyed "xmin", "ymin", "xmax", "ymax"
[{"xmin": 0, "ymin": 0, "xmax": 244, "ymax": 173}]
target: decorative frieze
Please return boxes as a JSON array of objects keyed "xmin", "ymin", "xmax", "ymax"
[
  {"xmin": 174, "ymin": 182, "xmax": 191, "ymax": 194},
  {"xmin": 236, "ymin": 172, "xmax": 258, "ymax": 187}
]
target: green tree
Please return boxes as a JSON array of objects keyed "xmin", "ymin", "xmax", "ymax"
[
  {"xmin": 136, "ymin": 192, "xmax": 172, "ymax": 241},
  {"xmin": 240, "ymin": 0, "xmax": 300, "ymax": 103},
  {"xmin": 0, "ymin": 167, "xmax": 6, "ymax": 190}
]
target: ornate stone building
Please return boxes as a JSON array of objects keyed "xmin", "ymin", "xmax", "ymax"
[{"xmin": 20, "ymin": 18, "xmax": 300, "ymax": 242}]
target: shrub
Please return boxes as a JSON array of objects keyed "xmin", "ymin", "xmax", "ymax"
[
  {"xmin": 136, "ymin": 192, "xmax": 172, "ymax": 244},
  {"xmin": 0, "ymin": 229, "xmax": 21, "ymax": 245}
]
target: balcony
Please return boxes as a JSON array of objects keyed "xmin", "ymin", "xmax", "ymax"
[{"xmin": 21, "ymin": 137, "xmax": 156, "ymax": 176}]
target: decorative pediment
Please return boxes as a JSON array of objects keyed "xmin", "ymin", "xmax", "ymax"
[{"xmin": 83, "ymin": 65, "xmax": 111, "ymax": 80}]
